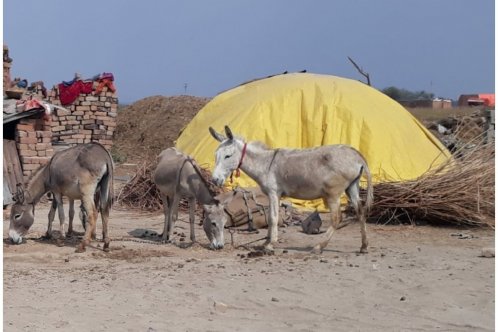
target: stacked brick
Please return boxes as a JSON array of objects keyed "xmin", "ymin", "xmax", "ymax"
[
  {"xmin": 3, "ymin": 45, "xmax": 12, "ymax": 92},
  {"xmin": 15, "ymin": 117, "xmax": 54, "ymax": 182},
  {"xmin": 47, "ymin": 80, "xmax": 118, "ymax": 151}
]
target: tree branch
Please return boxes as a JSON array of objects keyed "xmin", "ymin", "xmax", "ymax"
[{"xmin": 347, "ymin": 56, "xmax": 371, "ymax": 86}]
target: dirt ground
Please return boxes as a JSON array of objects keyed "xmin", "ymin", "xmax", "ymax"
[
  {"xmin": 3, "ymin": 200, "xmax": 494, "ymax": 331},
  {"xmin": 3, "ymin": 98, "xmax": 494, "ymax": 331}
]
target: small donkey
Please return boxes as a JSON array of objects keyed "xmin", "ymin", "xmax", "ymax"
[{"xmin": 153, "ymin": 147, "xmax": 227, "ymax": 249}]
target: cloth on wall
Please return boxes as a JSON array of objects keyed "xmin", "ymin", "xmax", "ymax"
[{"xmin": 58, "ymin": 80, "xmax": 93, "ymax": 105}]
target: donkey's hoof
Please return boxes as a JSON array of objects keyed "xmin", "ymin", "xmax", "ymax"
[
  {"xmin": 103, "ymin": 240, "xmax": 111, "ymax": 252},
  {"xmin": 161, "ymin": 238, "xmax": 171, "ymax": 244},
  {"xmin": 263, "ymin": 243, "xmax": 274, "ymax": 252},
  {"xmin": 311, "ymin": 244, "xmax": 323, "ymax": 255},
  {"xmin": 42, "ymin": 232, "xmax": 52, "ymax": 240},
  {"xmin": 359, "ymin": 247, "xmax": 368, "ymax": 254},
  {"xmin": 56, "ymin": 238, "xmax": 65, "ymax": 247},
  {"xmin": 75, "ymin": 244, "xmax": 86, "ymax": 253}
]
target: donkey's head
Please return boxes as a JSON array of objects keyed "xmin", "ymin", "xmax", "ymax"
[
  {"xmin": 9, "ymin": 185, "xmax": 35, "ymax": 244},
  {"xmin": 202, "ymin": 202, "xmax": 227, "ymax": 249},
  {"xmin": 209, "ymin": 126, "xmax": 243, "ymax": 187}
]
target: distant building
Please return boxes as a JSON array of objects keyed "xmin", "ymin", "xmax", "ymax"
[
  {"xmin": 398, "ymin": 98, "xmax": 452, "ymax": 109},
  {"xmin": 458, "ymin": 94, "xmax": 495, "ymax": 107}
]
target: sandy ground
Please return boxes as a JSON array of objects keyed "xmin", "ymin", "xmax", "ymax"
[{"xmin": 3, "ymin": 202, "xmax": 495, "ymax": 332}]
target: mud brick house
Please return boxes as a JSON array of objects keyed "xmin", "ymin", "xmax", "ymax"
[
  {"xmin": 3, "ymin": 105, "xmax": 52, "ymax": 206},
  {"xmin": 3, "ymin": 45, "xmax": 118, "ymax": 205}
]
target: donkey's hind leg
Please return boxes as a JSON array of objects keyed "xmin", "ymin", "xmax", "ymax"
[
  {"xmin": 346, "ymin": 180, "xmax": 368, "ymax": 253},
  {"xmin": 312, "ymin": 195, "xmax": 341, "ymax": 254},
  {"xmin": 76, "ymin": 195, "xmax": 97, "ymax": 253},
  {"xmin": 99, "ymin": 199, "xmax": 111, "ymax": 252}
]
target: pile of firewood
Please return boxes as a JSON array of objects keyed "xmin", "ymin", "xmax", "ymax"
[
  {"xmin": 116, "ymin": 162, "xmax": 163, "ymax": 211},
  {"xmin": 370, "ymin": 135, "xmax": 494, "ymax": 227}
]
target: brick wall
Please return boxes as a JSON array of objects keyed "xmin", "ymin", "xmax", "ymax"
[
  {"xmin": 47, "ymin": 81, "xmax": 118, "ymax": 150},
  {"xmin": 15, "ymin": 116, "xmax": 54, "ymax": 182}
]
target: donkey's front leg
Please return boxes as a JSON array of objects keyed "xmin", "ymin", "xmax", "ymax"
[
  {"xmin": 166, "ymin": 195, "xmax": 180, "ymax": 243},
  {"xmin": 264, "ymin": 193, "xmax": 280, "ymax": 251},
  {"xmin": 67, "ymin": 199, "xmax": 75, "ymax": 237},
  {"xmin": 53, "ymin": 194, "xmax": 66, "ymax": 242},
  {"xmin": 45, "ymin": 198, "xmax": 57, "ymax": 239},
  {"xmin": 188, "ymin": 198, "xmax": 196, "ymax": 243},
  {"xmin": 161, "ymin": 195, "xmax": 170, "ymax": 242}
]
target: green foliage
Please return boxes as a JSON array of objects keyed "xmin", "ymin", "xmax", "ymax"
[{"xmin": 382, "ymin": 86, "xmax": 434, "ymax": 101}]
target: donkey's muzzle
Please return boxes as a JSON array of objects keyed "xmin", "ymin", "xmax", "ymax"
[
  {"xmin": 8, "ymin": 230, "xmax": 23, "ymax": 244},
  {"xmin": 210, "ymin": 242, "xmax": 224, "ymax": 250},
  {"xmin": 213, "ymin": 177, "xmax": 225, "ymax": 187}
]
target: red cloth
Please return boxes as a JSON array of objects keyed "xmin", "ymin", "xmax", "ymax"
[{"xmin": 58, "ymin": 80, "xmax": 93, "ymax": 105}]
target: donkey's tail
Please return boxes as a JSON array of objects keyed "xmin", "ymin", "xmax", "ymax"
[
  {"xmin": 362, "ymin": 162, "xmax": 373, "ymax": 214},
  {"xmin": 99, "ymin": 146, "xmax": 114, "ymax": 214}
]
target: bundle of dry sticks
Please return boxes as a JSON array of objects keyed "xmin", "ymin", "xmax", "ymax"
[
  {"xmin": 116, "ymin": 162, "xmax": 163, "ymax": 211},
  {"xmin": 370, "ymin": 135, "xmax": 494, "ymax": 227}
]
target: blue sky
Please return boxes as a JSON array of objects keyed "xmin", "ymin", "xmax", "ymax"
[{"xmin": 3, "ymin": 0, "xmax": 495, "ymax": 104}]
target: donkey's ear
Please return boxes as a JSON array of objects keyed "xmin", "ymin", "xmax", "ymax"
[
  {"xmin": 209, "ymin": 127, "xmax": 226, "ymax": 142},
  {"xmin": 220, "ymin": 194, "xmax": 235, "ymax": 206},
  {"xmin": 224, "ymin": 126, "xmax": 234, "ymax": 140},
  {"xmin": 15, "ymin": 183, "xmax": 25, "ymax": 203},
  {"xmin": 215, "ymin": 191, "xmax": 235, "ymax": 207}
]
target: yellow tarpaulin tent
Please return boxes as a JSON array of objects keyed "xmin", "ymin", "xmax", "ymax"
[{"xmin": 176, "ymin": 73, "xmax": 451, "ymax": 210}]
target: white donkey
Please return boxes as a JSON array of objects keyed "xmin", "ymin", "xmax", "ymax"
[
  {"xmin": 209, "ymin": 126, "xmax": 373, "ymax": 253},
  {"xmin": 153, "ymin": 147, "xmax": 227, "ymax": 249}
]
